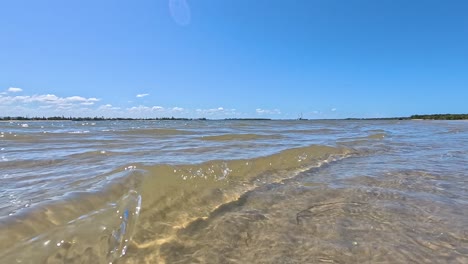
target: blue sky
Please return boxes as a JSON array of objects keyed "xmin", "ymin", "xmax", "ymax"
[{"xmin": 1, "ymin": 0, "xmax": 467, "ymax": 119}]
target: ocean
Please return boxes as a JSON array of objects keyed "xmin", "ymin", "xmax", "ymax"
[{"xmin": 0, "ymin": 120, "xmax": 467, "ymax": 263}]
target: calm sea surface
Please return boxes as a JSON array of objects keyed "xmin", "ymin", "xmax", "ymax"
[{"xmin": 0, "ymin": 120, "xmax": 467, "ymax": 263}]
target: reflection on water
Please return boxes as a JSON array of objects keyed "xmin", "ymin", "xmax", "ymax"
[{"xmin": 0, "ymin": 120, "xmax": 467, "ymax": 263}]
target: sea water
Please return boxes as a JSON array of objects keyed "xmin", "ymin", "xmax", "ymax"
[{"xmin": 0, "ymin": 120, "xmax": 467, "ymax": 263}]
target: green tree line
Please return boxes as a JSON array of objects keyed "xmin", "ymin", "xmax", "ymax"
[
  {"xmin": 410, "ymin": 114, "xmax": 468, "ymax": 120},
  {"xmin": 0, "ymin": 116, "xmax": 207, "ymax": 121}
]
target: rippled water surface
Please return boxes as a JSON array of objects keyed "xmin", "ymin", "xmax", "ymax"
[{"xmin": 0, "ymin": 120, "xmax": 467, "ymax": 263}]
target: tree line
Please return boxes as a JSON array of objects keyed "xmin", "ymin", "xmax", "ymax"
[
  {"xmin": 0, "ymin": 116, "xmax": 207, "ymax": 121},
  {"xmin": 1, "ymin": 114, "xmax": 467, "ymax": 121},
  {"xmin": 410, "ymin": 114, "xmax": 468, "ymax": 120}
]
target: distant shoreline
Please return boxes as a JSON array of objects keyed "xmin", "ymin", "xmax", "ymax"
[{"xmin": 1, "ymin": 114, "xmax": 467, "ymax": 122}]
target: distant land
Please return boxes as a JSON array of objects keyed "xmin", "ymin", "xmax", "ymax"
[
  {"xmin": 0, "ymin": 116, "xmax": 206, "ymax": 121},
  {"xmin": 0, "ymin": 114, "xmax": 467, "ymax": 121},
  {"xmin": 408, "ymin": 114, "xmax": 468, "ymax": 120},
  {"xmin": 347, "ymin": 114, "xmax": 468, "ymax": 121}
]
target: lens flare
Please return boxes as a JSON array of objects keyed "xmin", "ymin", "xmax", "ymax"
[{"xmin": 169, "ymin": 0, "xmax": 191, "ymax": 26}]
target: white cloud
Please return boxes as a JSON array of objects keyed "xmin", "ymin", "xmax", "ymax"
[
  {"xmin": 196, "ymin": 107, "xmax": 224, "ymax": 113},
  {"xmin": 128, "ymin": 105, "xmax": 151, "ymax": 112},
  {"xmin": 331, "ymin": 108, "xmax": 337, "ymax": 112},
  {"xmin": 256, "ymin": 108, "xmax": 281, "ymax": 115},
  {"xmin": 57, "ymin": 104, "xmax": 73, "ymax": 110},
  {"xmin": 0, "ymin": 93, "xmax": 101, "ymax": 113},
  {"xmin": 194, "ymin": 107, "xmax": 241, "ymax": 117},
  {"xmin": 0, "ymin": 90, "xmax": 278, "ymax": 119},
  {"xmin": 123, "ymin": 105, "xmax": 188, "ymax": 118},
  {"xmin": 39, "ymin": 105, "xmax": 54, "ymax": 109},
  {"xmin": 8, "ymin": 87, "xmax": 23, "ymax": 93},
  {"xmin": 0, "ymin": 93, "xmax": 100, "ymax": 105},
  {"xmin": 136, "ymin": 93, "xmax": 149, "ymax": 98},
  {"xmin": 127, "ymin": 105, "xmax": 172, "ymax": 112},
  {"xmin": 99, "ymin": 104, "xmax": 112, "ymax": 109},
  {"xmin": 98, "ymin": 104, "xmax": 121, "ymax": 111},
  {"xmin": 65, "ymin": 96, "xmax": 99, "ymax": 103}
]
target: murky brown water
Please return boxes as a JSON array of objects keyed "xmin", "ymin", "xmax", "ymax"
[{"xmin": 0, "ymin": 120, "xmax": 467, "ymax": 263}]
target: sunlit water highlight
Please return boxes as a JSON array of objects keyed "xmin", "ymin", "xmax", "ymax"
[{"xmin": 0, "ymin": 120, "xmax": 467, "ymax": 263}]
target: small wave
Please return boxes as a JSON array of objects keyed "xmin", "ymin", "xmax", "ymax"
[
  {"xmin": 130, "ymin": 144, "xmax": 356, "ymax": 253},
  {"xmin": 199, "ymin": 133, "xmax": 282, "ymax": 141},
  {"xmin": 141, "ymin": 144, "xmax": 352, "ymax": 183},
  {"xmin": 66, "ymin": 150, "xmax": 120, "ymax": 159},
  {"xmin": 278, "ymin": 128, "xmax": 338, "ymax": 134},
  {"xmin": 338, "ymin": 133, "xmax": 387, "ymax": 144},
  {"xmin": 0, "ymin": 169, "xmax": 145, "ymax": 260},
  {"xmin": 0, "ymin": 133, "xmax": 45, "ymax": 143},
  {"xmin": 0, "ymin": 190, "xmax": 142, "ymax": 264},
  {"xmin": 365, "ymin": 129, "xmax": 386, "ymax": 133},
  {"xmin": 440, "ymin": 128, "xmax": 465, "ymax": 135},
  {"xmin": 367, "ymin": 133, "xmax": 386, "ymax": 139},
  {"xmin": 119, "ymin": 128, "xmax": 193, "ymax": 136},
  {"xmin": 0, "ymin": 148, "xmax": 120, "ymax": 171},
  {"xmin": 0, "ymin": 145, "xmax": 356, "ymax": 263},
  {"xmin": 68, "ymin": 130, "xmax": 90, "ymax": 134}
]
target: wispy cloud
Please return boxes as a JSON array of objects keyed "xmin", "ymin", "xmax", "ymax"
[
  {"xmin": 194, "ymin": 107, "xmax": 240, "ymax": 117},
  {"xmin": 256, "ymin": 108, "xmax": 281, "ymax": 115},
  {"xmin": 123, "ymin": 105, "xmax": 188, "ymax": 118},
  {"xmin": 127, "ymin": 105, "xmax": 151, "ymax": 112},
  {"xmin": 331, "ymin": 108, "xmax": 337, "ymax": 112},
  {"xmin": 127, "ymin": 105, "xmax": 180, "ymax": 113},
  {"xmin": 99, "ymin": 104, "xmax": 112, "ymax": 109},
  {"xmin": 196, "ymin": 107, "xmax": 224, "ymax": 113},
  {"xmin": 136, "ymin": 93, "xmax": 149, "ymax": 98},
  {"xmin": 8, "ymin": 87, "xmax": 23, "ymax": 93}
]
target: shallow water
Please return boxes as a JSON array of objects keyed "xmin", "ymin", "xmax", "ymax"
[{"xmin": 0, "ymin": 120, "xmax": 467, "ymax": 263}]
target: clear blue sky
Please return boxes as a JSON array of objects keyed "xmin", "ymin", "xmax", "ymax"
[{"xmin": 1, "ymin": 0, "xmax": 467, "ymax": 119}]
